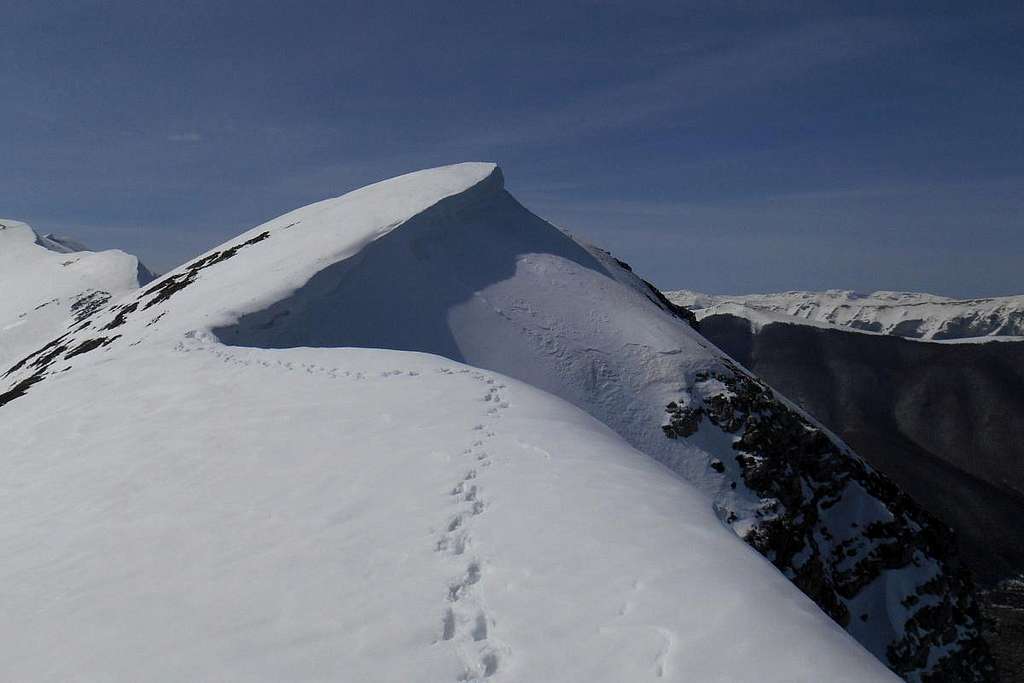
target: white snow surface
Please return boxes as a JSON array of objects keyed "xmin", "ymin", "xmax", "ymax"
[
  {"xmin": 0, "ymin": 342, "xmax": 892, "ymax": 682},
  {"xmin": 0, "ymin": 164, "xmax": 898, "ymax": 680},
  {"xmin": 668, "ymin": 288, "xmax": 1024, "ymax": 341},
  {"xmin": 0, "ymin": 219, "xmax": 151, "ymax": 366}
]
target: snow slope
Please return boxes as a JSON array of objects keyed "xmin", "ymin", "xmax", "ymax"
[
  {"xmin": 0, "ymin": 341, "xmax": 894, "ymax": 682},
  {"xmin": 0, "ymin": 219, "xmax": 153, "ymax": 367},
  {"xmin": 0, "ymin": 164, "xmax": 983, "ymax": 680},
  {"xmin": 669, "ymin": 289, "xmax": 1024, "ymax": 340}
]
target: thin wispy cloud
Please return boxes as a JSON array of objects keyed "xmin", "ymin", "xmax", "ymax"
[
  {"xmin": 167, "ymin": 132, "xmax": 202, "ymax": 142},
  {"xmin": 457, "ymin": 19, "xmax": 907, "ymax": 149}
]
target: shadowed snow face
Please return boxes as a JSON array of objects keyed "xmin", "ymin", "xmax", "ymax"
[{"xmin": 214, "ymin": 187, "xmax": 605, "ymax": 361}]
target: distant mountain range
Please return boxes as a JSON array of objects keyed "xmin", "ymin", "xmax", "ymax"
[{"xmin": 669, "ymin": 289, "xmax": 1024, "ymax": 340}]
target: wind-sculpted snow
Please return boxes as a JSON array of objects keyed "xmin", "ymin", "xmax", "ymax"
[
  {"xmin": 669, "ymin": 289, "xmax": 1024, "ymax": 341},
  {"xmin": 0, "ymin": 164, "xmax": 985, "ymax": 680}
]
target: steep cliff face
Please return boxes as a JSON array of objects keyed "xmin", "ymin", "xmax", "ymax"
[
  {"xmin": 663, "ymin": 358, "xmax": 991, "ymax": 681},
  {"xmin": 0, "ymin": 164, "xmax": 992, "ymax": 680},
  {"xmin": 693, "ymin": 311, "xmax": 1024, "ymax": 680}
]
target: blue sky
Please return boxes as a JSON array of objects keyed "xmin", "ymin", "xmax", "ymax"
[{"xmin": 3, "ymin": 1, "xmax": 1022, "ymax": 295}]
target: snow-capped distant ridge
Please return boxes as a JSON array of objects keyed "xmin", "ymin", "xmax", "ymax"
[
  {"xmin": 0, "ymin": 218, "xmax": 153, "ymax": 367},
  {"xmin": 669, "ymin": 288, "xmax": 1024, "ymax": 340},
  {"xmin": 36, "ymin": 233, "xmax": 91, "ymax": 254},
  {"xmin": 1, "ymin": 219, "xmax": 90, "ymax": 253}
]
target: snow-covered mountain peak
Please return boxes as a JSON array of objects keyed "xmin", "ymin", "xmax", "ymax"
[
  {"xmin": 99, "ymin": 162, "xmax": 505, "ymax": 338},
  {"xmin": 0, "ymin": 166, "xmax": 993, "ymax": 680}
]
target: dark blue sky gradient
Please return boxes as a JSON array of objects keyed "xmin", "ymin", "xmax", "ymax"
[{"xmin": 3, "ymin": 1, "xmax": 1022, "ymax": 295}]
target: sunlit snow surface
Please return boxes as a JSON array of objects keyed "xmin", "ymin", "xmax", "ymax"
[{"xmin": 0, "ymin": 341, "xmax": 893, "ymax": 681}]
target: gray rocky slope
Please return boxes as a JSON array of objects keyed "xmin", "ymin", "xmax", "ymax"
[{"xmin": 693, "ymin": 310, "xmax": 1024, "ymax": 681}]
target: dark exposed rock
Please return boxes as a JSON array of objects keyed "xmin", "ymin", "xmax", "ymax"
[
  {"xmin": 0, "ymin": 228, "xmax": 276, "ymax": 413},
  {"xmin": 0, "ymin": 374, "xmax": 44, "ymax": 408},
  {"xmin": 70, "ymin": 290, "xmax": 112, "ymax": 323},
  {"xmin": 3, "ymin": 333, "xmax": 72, "ymax": 377},
  {"xmin": 64, "ymin": 336, "xmax": 120, "ymax": 360},
  {"xmin": 141, "ymin": 270, "xmax": 200, "ymax": 309},
  {"xmin": 662, "ymin": 401, "xmax": 703, "ymax": 438},
  {"xmin": 982, "ymin": 580, "xmax": 1024, "ymax": 682},
  {"xmin": 697, "ymin": 312, "xmax": 1024, "ymax": 679},
  {"xmin": 664, "ymin": 359, "xmax": 995, "ymax": 681},
  {"xmin": 30, "ymin": 342, "xmax": 71, "ymax": 370},
  {"xmin": 102, "ymin": 302, "xmax": 138, "ymax": 330},
  {"xmin": 141, "ymin": 231, "xmax": 270, "ymax": 309}
]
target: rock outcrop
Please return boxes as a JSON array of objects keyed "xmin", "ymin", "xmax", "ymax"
[{"xmin": 693, "ymin": 310, "xmax": 1024, "ymax": 680}]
